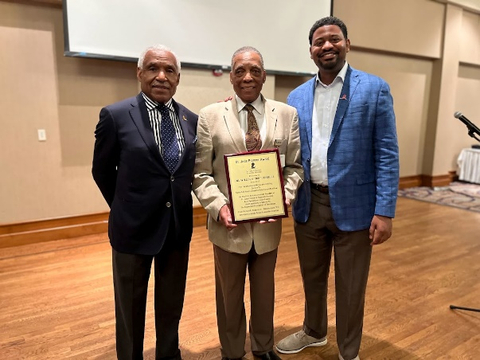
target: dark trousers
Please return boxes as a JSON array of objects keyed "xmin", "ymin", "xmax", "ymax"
[
  {"xmin": 112, "ymin": 238, "xmax": 189, "ymax": 360},
  {"xmin": 294, "ymin": 189, "xmax": 372, "ymax": 360},
  {"xmin": 213, "ymin": 244, "xmax": 278, "ymax": 359}
]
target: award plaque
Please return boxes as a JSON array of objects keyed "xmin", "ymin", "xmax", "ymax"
[{"xmin": 224, "ymin": 149, "xmax": 287, "ymax": 223}]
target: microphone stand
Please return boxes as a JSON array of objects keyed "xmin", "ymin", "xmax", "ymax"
[
  {"xmin": 449, "ymin": 305, "xmax": 480, "ymax": 313},
  {"xmin": 449, "ymin": 113, "xmax": 480, "ymax": 313},
  {"xmin": 455, "ymin": 111, "xmax": 480, "ymax": 143},
  {"xmin": 466, "ymin": 129, "xmax": 480, "ymax": 143}
]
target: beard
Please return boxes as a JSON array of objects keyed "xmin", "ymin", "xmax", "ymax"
[
  {"xmin": 316, "ymin": 53, "xmax": 345, "ymax": 72},
  {"xmin": 319, "ymin": 52, "xmax": 339, "ymax": 68}
]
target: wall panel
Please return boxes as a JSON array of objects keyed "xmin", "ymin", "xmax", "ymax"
[{"xmin": 335, "ymin": 0, "xmax": 444, "ymax": 58}]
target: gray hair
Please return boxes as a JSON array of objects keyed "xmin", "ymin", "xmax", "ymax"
[
  {"xmin": 137, "ymin": 45, "xmax": 181, "ymax": 72},
  {"xmin": 231, "ymin": 46, "xmax": 264, "ymax": 69}
]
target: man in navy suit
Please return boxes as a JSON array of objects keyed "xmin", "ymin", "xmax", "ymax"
[
  {"xmin": 92, "ymin": 45, "xmax": 198, "ymax": 360},
  {"xmin": 276, "ymin": 17, "xmax": 399, "ymax": 360}
]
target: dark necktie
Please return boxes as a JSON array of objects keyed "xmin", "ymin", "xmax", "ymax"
[
  {"xmin": 159, "ymin": 104, "xmax": 179, "ymax": 173},
  {"xmin": 244, "ymin": 104, "xmax": 262, "ymax": 152}
]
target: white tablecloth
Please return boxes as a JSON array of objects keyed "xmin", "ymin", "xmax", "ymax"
[{"xmin": 457, "ymin": 148, "xmax": 480, "ymax": 184}]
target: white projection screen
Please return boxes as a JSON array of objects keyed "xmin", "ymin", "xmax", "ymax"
[{"xmin": 63, "ymin": 0, "xmax": 332, "ymax": 75}]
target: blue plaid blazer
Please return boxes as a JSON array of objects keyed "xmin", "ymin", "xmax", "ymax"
[{"xmin": 289, "ymin": 66, "xmax": 399, "ymax": 231}]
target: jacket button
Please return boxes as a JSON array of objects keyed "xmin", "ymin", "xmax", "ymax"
[
  {"xmin": 171, "ymin": 176, "xmax": 175, "ymax": 182},
  {"xmin": 166, "ymin": 202, "xmax": 171, "ymax": 208}
]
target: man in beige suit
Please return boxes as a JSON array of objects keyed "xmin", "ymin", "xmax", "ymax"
[{"xmin": 193, "ymin": 46, "xmax": 303, "ymax": 360}]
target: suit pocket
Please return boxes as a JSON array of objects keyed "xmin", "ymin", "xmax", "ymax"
[
  {"xmin": 356, "ymin": 174, "xmax": 374, "ymax": 185},
  {"xmin": 348, "ymin": 102, "xmax": 368, "ymax": 115}
]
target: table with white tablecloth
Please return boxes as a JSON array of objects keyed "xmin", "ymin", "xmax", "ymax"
[{"xmin": 457, "ymin": 148, "xmax": 480, "ymax": 184}]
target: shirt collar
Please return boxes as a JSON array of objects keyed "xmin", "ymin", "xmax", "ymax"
[
  {"xmin": 315, "ymin": 61, "xmax": 349, "ymax": 88},
  {"xmin": 235, "ymin": 94, "xmax": 264, "ymax": 115},
  {"xmin": 142, "ymin": 92, "xmax": 173, "ymax": 111}
]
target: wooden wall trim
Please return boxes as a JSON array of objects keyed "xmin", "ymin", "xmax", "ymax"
[
  {"xmin": 0, "ymin": 212, "xmax": 109, "ymax": 249},
  {"xmin": 399, "ymin": 172, "xmax": 457, "ymax": 189},
  {"xmin": 421, "ymin": 171, "xmax": 458, "ymax": 187},
  {"xmin": 398, "ymin": 175, "xmax": 423, "ymax": 189},
  {"xmin": 0, "ymin": 207, "xmax": 208, "ymax": 249},
  {"xmin": 1, "ymin": 172, "xmax": 459, "ymax": 248},
  {"xmin": 193, "ymin": 206, "xmax": 208, "ymax": 228},
  {"xmin": 0, "ymin": 212, "xmax": 109, "ymax": 235}
]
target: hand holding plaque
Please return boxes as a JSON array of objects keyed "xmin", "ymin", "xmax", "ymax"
[{"xmin": 224, "ymin": 149, "xmax": 287, "ymax": 224}]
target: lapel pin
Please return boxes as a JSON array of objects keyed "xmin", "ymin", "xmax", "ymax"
[
  {"xmin": 340, "ymin": 94, "xmax": 347, "ymax": 100},
  {"xmin": 182, "ymin": 115, "xmax": 187, "ymax": 121}
]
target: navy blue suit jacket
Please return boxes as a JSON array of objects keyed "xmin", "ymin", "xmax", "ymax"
[
  {"xmin": 92, "ymin": 93, "xmax": 198, "ymax": 255},
  {"xmin": 289, "ymin": 66, "xmax": 399, "ymax": 231}
]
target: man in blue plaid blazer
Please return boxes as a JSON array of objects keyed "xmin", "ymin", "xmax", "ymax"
[{"xmin": 276, "ymin": 16, "xmax": 399, "ymax": 360}]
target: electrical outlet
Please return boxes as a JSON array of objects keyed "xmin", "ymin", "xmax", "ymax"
[{"xmin": 38, "ymin": 129, "xmax": 47, "ymax": 141}]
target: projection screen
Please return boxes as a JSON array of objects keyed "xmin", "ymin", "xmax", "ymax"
[{"xmin": 63, "ymin": 0, "xmax": 332, "ymax": 75}]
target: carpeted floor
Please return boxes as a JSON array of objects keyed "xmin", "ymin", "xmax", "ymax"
[{"xmin": 398, "ymin": 181, "xmax": 480, "ymax": 213}]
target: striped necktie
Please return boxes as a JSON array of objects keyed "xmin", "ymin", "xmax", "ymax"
[{"xmin": 159, "ymin": 104, "xmax": 179, "ymax": 173}]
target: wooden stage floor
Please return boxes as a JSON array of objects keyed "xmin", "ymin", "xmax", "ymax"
[{"xmin": 1, "ymin": 197, "xmax": 479, "ymax": 359}]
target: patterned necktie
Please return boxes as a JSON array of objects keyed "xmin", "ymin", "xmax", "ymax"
[
  {"xmin": 159, "ymin": 104, "xmax": 179, "ymax": 173},
  {"xmin": 244, "ymin": 104, "xmax": 262, "ymax": 152}
]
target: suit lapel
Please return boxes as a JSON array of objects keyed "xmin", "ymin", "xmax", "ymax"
[
  {"xmin": 129, "ymin": 94, "xmax": 163, "ymax": 162},
  {"xmin": 330, "ymin": 66, "xmax": 360, "ymax": 146},
  {"xmin": 173, "ymin": 100, "xmax": 193, "ymax": 167},
  {"xmin": 302, "ymin": 78, "xmax": 316, "ymax": 154},
  {"xmin": 225, "ymin": 97, "xmax": 248, "ymax": 153}
]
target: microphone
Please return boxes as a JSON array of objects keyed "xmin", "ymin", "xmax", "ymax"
[{"xmin": 454, "ymin": 111, "xmax": 480, "ymax": 135}]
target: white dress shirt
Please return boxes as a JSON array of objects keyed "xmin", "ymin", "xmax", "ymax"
[
  {"xmin": 310, "ymin": 62, "xmax": 348, "ymax": 185},
  {"xmin": 142, "ymin": 93, "xmax": 185, "ymax": 156},
  {"xmin": 235, "ymin": 94, "xmax": 266, "ymax": 143}
]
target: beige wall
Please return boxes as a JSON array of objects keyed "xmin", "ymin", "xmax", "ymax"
[
  {"xmin": 1, "ymin": 0, "xmax": 480, "ymax": 224},
  {"xmin": 0, "ymin": 3, "xmax": 138, "ymax": 223},
  {"xmin": 336, "ymin": 0, "xmax": 444, "ymax": 58},
  {"xmin": 335, "ymin": 0, "xmax": 480, "ymax": 176},
  {"xmin": 460, "ymin": 11, "xmax": 480, "ymax": 65},
  {"xmin": 0, "ymin": 1, "xmax": 275, "ymax": 223}
]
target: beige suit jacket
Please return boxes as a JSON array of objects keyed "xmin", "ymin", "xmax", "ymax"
[{"xmin": 193, "ymin": 96, "xmax": 303, "ymax": 254}]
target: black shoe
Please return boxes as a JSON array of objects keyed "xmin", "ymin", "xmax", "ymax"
[{"xmin": 253, "ymin": 350, "xmax": 282, "ymax": 360}]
